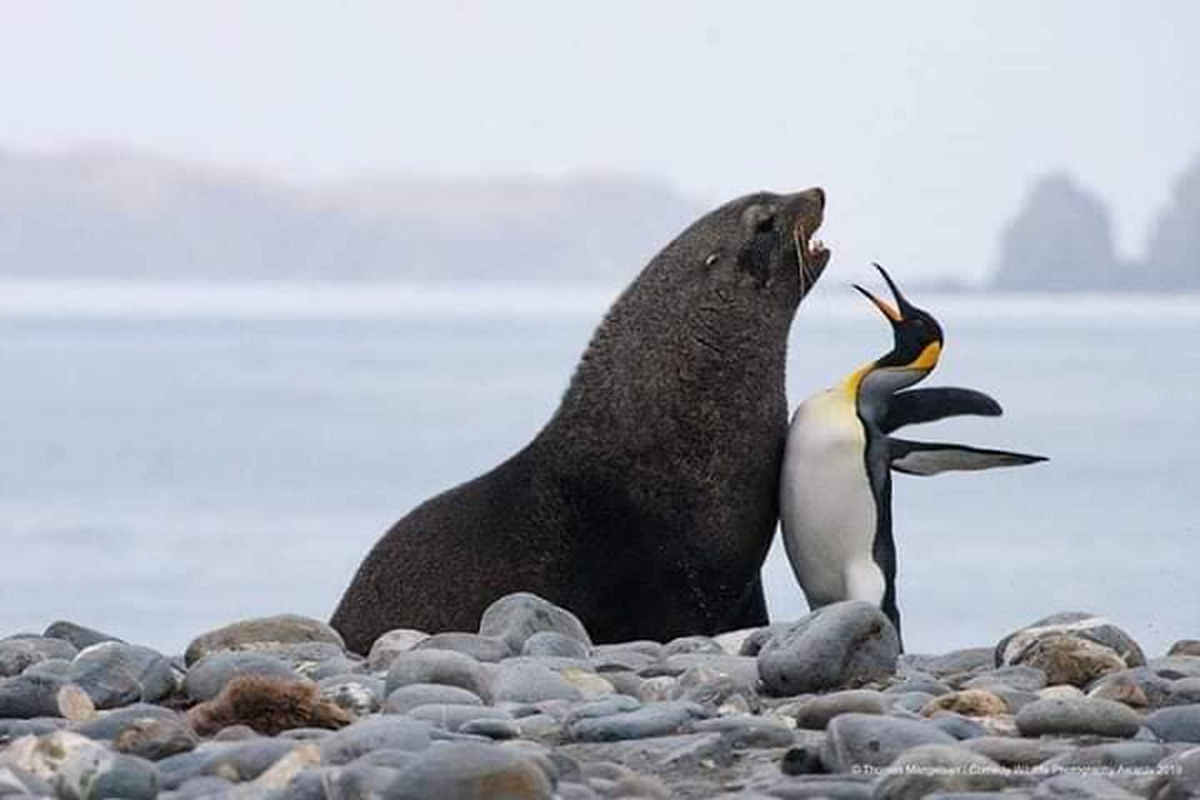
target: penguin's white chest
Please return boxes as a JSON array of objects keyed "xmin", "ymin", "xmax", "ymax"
[{"xmin": 779, "ymin": 390, "xmax": 885, "ymax": 609}]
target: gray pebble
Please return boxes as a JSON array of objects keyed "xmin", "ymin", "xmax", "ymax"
[
  {"xmin": 43, "ymin": 621, "xmax": 121, "ymax": 651},
  {"xmin": 318, "ymin": 673, "xmax": 385, "ymax": 716},
  {"xmin": 478, "ymin": 592, "xmax": 592, "ymax": 653},
  {"xmin": 493, "ymin": 661, "xmax": 583, "ymax": 704},
  {"xmin": 1015, "ymin": 696, "xmax": 1143, "ymax": 738},
  {"xmin": 568, "ymin": 701, "xmax": 708, "ymax": 742},
  {"xmin": 73, "ymin": 703, "xmax": 182, "ymax": 740},
  {"xmin": 792, "ymin": 689, "xmax": 887, "ymax": 729},
  {"xmin": 384, "ymin": 682, "xmax": 484, "ymax": 715},
  {"xmin": 384, "ymin": 649, "xmax": 493, "ymax": 702},
  {"xmin": 182, "ymin": 651, "xmax": 294, "ymax": 702},
  {"xmin": 405, "ymin": 703, "xmax": 511, "ymax": 732},
  {"xmin": 318, "ymin": 717, "xmax": 433, "ymax": 765},
  {"xmin": 67, "ymin": 642, "xmax": 177, "ymax": 708},
  {"xmin": 1146, "ymin": 703, "xmax": 1200, "ymax": 743},
  {"xmin": 874, "ymin": 744, "xmax": 1008, "ymax": 799},
  {"xmin": 691, "ymin": 715, "xmax": 794, "ymax": 748},
  {"xmin": 0, "ymin": 637, "xmax": 77, "ymax": 678},
  {"xmin": 56, "ymin": 750, "xmax": 160, "ymax": 800},
  {"xmin": 523, "ymin": 631, "xmax": 590, "ymax": 660},
  {"xmin": 112, "ymin": 717, "xmax": 200, "ymax": 761},
  {"xmin": 758, "ymin": 601, "xmax": 899, "ymax": 697},
  {"xmin": 184, "ymin": 614, "xmax": 344, "ymax": 666},
  {"xmin": 821, "ymin": 713, "xmax": 958, "ymax": 771},
  {"xmin": 385, "ymin": 740, "xmax": 554, "ymax": 799},
  {"xmin": 962, "ymin": 665, "xmax": 1048, "ymax": 692},
  {"xmin": 414, "ymin": 632, "xmax": 514, "ymax": 663}
]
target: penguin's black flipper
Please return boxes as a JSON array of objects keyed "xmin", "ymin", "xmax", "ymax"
[
  {"xmin": 881, "ymin": 387, "xmax": 1003, "ymax": 434},
  {"xmin": 889, "ymin": 438, "xmax": 1048, "ymax": 476}
]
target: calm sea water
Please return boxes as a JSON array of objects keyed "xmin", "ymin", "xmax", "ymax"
[{"xmin": 0, "ymin": 282, "xmax": 1196, "ymax": 656}]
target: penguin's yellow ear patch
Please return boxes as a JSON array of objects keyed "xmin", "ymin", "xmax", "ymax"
[{"xmin": 911, "ymin": 341, "xmax": 942, "ymax": 370}]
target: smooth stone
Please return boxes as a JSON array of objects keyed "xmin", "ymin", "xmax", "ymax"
[
  {"xmin": 1043, "ymin": 741, "xmax": 1172, "ymax": 770},
  {"xmin": 406, "ymin": 704, "xmax": 512, "ymax": 732},
  {"xmin": 1148, "ymin": 656, "xmax": 1200, "ymax": 679},
  {"xmin": 884, "ymin": 677, "xmax": 951, "ymax": 696},
  {"xmin": 158, "ymin": 775, "xmax": 234, "ymax": 798},
  {"xmin": 478, "ymin": 592, "xmax": 592, "ymax": 653},
  {"xmin": 1015, "ymin": 696, "xmax": 1143, "ymax": 738},
  {"xmin": 0, "ymin": 638, "xmax": 77, "ymax": 678},
  {"xmin": 713, "ymin": 627, "xmax": 759, "ymax": 656},
  {"xmin": 1148, "ymin": 746, "xmax": 1200, "ymax": 800},
  {"xmin": 492, "ymin": 662, "xmax": 583, "ymax": 703},
  {"xmin": 43, "ymin": 622, "xmax": 121, "ymax": 651},
  {"xmin": 899, "ymin": 648, "xmax": 994, "ymax": 678},
  {"xmin": 182, "ymin": 652, "xmax": 294, "ymax": 702},
  {"xmin": 887, "ymin": 691, "xmax": 937, "ymax": 714},
  {"xmin": 564, "ymin": 696, "xmax": 642, "ymax": 724},
  {"xmin": 962, "ymin": 736, "xmax": 1076, "ymax": 766},
  {"xmin": 568, "ymin": 701, "xmax": 708, "ymax": 742},
  {"xmin": 737, "ymin": 624, "xmax": 795, "ymax": 657},
  {"xmin": 559, "ymin": 668, "xmax": 615, "ymax": 700},
  {"xmin": 1146, "ymin": 704, "xmax": 1200, "ymax": 743},
  {"xmin": 962, "ymin": 665, "xmax": 1048, "ymax": 692},
  {"xmin": 67, "ymin": 642, "xmax": 177, "ymax": 708},
  {"xmin": 637, "ymin": 675, "xmax": 677, "ymax": 703},
  {"xmin": 0, "ymin": 718, "xmax": 67, "ymax": 739},
  {"xmin": 761, "ymin": 775, "xmax": 874, "ymax": 799},
  {"xmin": 459, "ymin": 717, "xmax": 520, "ymax": 739},
  {"xmin": 922, "ymin": 689, "xmax": 1009, "ymax": 718},
  {"xmin": 22, "ymin": 658, "xmax": 72, "ymax": 679},
  {"xmin": 758, "ymin": 601, "xmax": 899, "ymax": 697},
  {"xmin": 1039, "ymin": 685, "xmax": 1084, "ymax": 701},
  {"xmin": 691, "ymin": 715, "xmax": 794, "ymax": 748},
  {"xmin": 523, "ymin": 632, "xmax": 590, "ymax": 660},
  {"xmin": 384, "ymin": 649, "xmax": 493, "ymax": 702},
  {"xmin": 1092, "ymin": 667, "xmax": 1180, "ymax": 709},
  {"xmin": 318, "ymin": 673, "xmax": 385, "ymax": 716},
  {"xmin": 0, "ymin": 674, "xmax": 95, "ymax": 720},
  {"xmin": 159, "ymin": 739, "xmax": 297, "ymax": 788},
  {"xmin": 592, "ymin": 648, "xmax": 658, "ymax": 673},
  {"xmin": 0, "ymin": 730, "xmax": 101, "ymax": 780},
  {"xmin": 792, "ymin": 690, "xmax": 887, "ymax": 730},
  {"xmin": 1165, "ymin": 678, "xmax": 1200, "ymax": 706},
  {"xmin": 386, "ymin": 741, "xmax": 554, "ymax": 800},
  {"xmin": 56, "ymin": 750, "xmax": 159, "ymax": 800},
  {"xmin": 302, "ymin": 656, "xmax": 364, "ymax": 682},
  {"xmin": 874, "ymin": 744, "xmax": 1009, "ymax": 799},
  {"xmin": 928, "ymin": 713, "xmax": 989, "ymax": 740},
  {"xmin": 663, "ymin": 636, "xmax": 723, "ymax": 656},
  {"xmin": 821, "ymin": 713, "xmax": 958, "ymax": 771},
  {"xmin": 987, "ymin": 686, "xmax": 1042, "ymax": 714},
  {"xmin": 0, "ymin": 766, "xmax": 49, "ymax": 797},
  {"xmin": 318, "ymin": 717, "xmax": 433, "ymax": 765},
  {"xmin": 1031, "ymin": 773, "xmax": 1139, "ymax": 798},
  {"xmin": 415, "ymin": 632, "xmax": 514, "ymax": 663},
  {"xmin": 367, "ymin": 629, "xmax": 430, "ymax": 671},
  {"xmin": 1168, "ymin": 640, "xmax": 1200, "ymax": 658},
  {"xmin": 184, "ymin": 614, "xmax": 344, "ymax": 666},
  {"xmin": 72, "ymin": 704, "xmax": 181, "ymax": 740},
  {"xmin": 384, "ymin": 683, "xmax": 484, "ymax": 715},
  {"xmin": 515, "ymin": 713, "xmax": 562, "ymax": 741},
  {"xmin": 113, "ymin": 718, "xmax": 200, "ymax": 761},
  {"xmin": 1088, "ymin": 672, "xmax": 1150, "ymax": 709},
  {"xmin": 663, "ymin": 654, "xmax": 761, "ymax": 687}
]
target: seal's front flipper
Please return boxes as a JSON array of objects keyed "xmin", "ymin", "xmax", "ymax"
[
  {"xmin": 881, "ymin": 387, "xmax": 1002, "ymax": 433},
  {"xmin": 889, "ymin": 438, "xmax": 1048, "ymax": 476}
]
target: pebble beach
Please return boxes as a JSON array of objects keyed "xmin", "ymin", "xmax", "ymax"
[{"xmin": 1, "ymin": 595, "xmax": 1198, "ymax": 799}]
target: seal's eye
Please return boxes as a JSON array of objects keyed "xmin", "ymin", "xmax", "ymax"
[
  {"xmin": 704, "ymin": 251, "xmax": 721, "ymax": 267},
  {"xmin": 741, "ymin": 204, "xmax": 777, "ymax": 235}
]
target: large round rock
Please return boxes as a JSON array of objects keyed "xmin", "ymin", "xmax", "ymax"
[
  {"xmin": 757, "ymin": 601, "xmax": 899, "ymax": 696},
  {"xmin": 185, "ymin": 615, "xmax": 345, "ymax": 666}
]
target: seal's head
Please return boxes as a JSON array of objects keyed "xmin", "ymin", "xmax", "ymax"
[{"xmin": 669, "ymin": 187, "xmax": 829, "ymax": 309}]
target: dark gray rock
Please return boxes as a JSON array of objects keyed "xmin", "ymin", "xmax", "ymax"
[
  {"xmin": 564, "ymin": 696, "xmax": 642, "ymax": 725},
  {"xmin": 0, "ymin": 717, "xmax": 67, "ymax": 739},
  {"xmin": 523, "ymin": 632, "xmax": 591, "ymax": 660},
  {"xmin": 43, "ymin": 622, "xmax": 121, "ymax": 651},
  {"xmin": 0, "ymin": 673, "xmax": 94, "ymax": 719},
  {"xmin": 899, "ymin": 648, "xmax": 993, "ymax": 678},
  {"xmin": 56, "ymin": 750, "xmax": 160, "ymax": 800},
  {"xmin": 663, "ymin": 636, "xmax": 723, "ymax": 656},
  {"xmin": 1168, "ymin": 640, "xmax": 1200, "ymax": 658},
  {"xmin": 962, "ymin": 736, "xmax": 1075, "ymax": 767},
  {"xmin": 72, "ymin": 703, "xmax": 181, "ymax": 740},
  {"xmin": 887, "ymin": 691, "xmax": 937, "ymax": 714},
  {"xmin": 568, "ymin": 701, "xmax": 708, "ymax": 742},
  {"xmin": 1166, "ymin": 677, "xmax": 1200, "ymax": 707},
  {"xmin": 1147, "ymin": 656, "xmax": 1200, "ymax": 679},
  {"xmin": 791, "ymin": 690, "xmax": 887, "ymax": 730},
  {"xmin": 182, "ymin": 651, "xmax": 294, "ymax": 702},
  {"xmin": 1031, "ymin": 773, "xmax": 1138, "ymax": 798},
  {"xmin": 1147, "ymin": 745, "xmax": 1200, "ymax": 800},
  {"xmin": 874, "ymin": 745, "xmax": 1009, "ymax": 799},
  {"xmin": 67, "ymin": 642, "xmax": 177, "ymax": 708},
  {"xmin": 158, "ymin": 775, "xmax": 235, "ymax": 798},
  {"xmin": 492, "ymin": 662, "xmax": 583, "ymax": 703},
  {"xmin": 757, "ymin": 602, "xmax": 899, "ymax": 696},
  {"xmin": 414, "ymin": 632, "xmax": 514, "ymax": 663},
  {"xmin": 459, "ymin": 717, "xmax": 520, "ymax": 739},
  {"xmin": 1043, "ymin": 741, "xmax": 1172, "ymax": 770},
  {"xmin": 478, "ymin": 592, "xmax": 592, "ymax": 653},
  {"xmin": 0, "ymin": 637, "xmax": 77, "ymax": 678},
  {"xmin": 1146, "ymin": 704, "xmax": 1200, "ymax": 743},
  {"xmin": 663, "ymin": 653, "xmax": 761, "ymax": 687},
  {"xmin": 821, "ymin": 713, "xmax": 957, "ymax": 771},
  {"xmin": 962, "ymin": 665, "xmax": 1047, "ymax": 692},
  {"xmin": 760, "ymin": 774, "xmax": 874, "ymax": 799},
  {"xmin": 366, "ymin": 629, "xmax": 430, "ymax": 671},
  {"xmin": 737, "ymin": 624, "xmax": 795, "ymax": 657},
  {"xmin": 386, "ymin": 741, "xmax": 554, "ymax": 799},
  {"xmin": 318, "ymin": 717, "xmax": 433, "ymax": 765},
  {"xmin": 184, "ymin": 614, "xmax": 345, "ymax": 666},
  {"xmin": 691, "ymin": 715, "xmax": 794, "ymax": 748},
  {"xmin": 384, "ymin": 682, "xmax": 484, "ymax": 715},
  {"xmin": 928, "ymin": 713, "xmax": 988, "ymax": 741},
  {"xmin": 884, "ymin": 676, "xmax": 951, "ymax": 696},
  {"xmin": 384, "ymin": 649, "xmax": 493, "ymax": 702},
  {"xmin": 1015, "ymin": 697, "xmax": 1143, "ymax": 738},
  {"xmin": 406, "ymin": 704, "xmax": 512, "ymax": 732}
]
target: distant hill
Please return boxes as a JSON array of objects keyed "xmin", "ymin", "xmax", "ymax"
[
  {"xmin": 0, "ymin": 148, "xmax": 703, "ymax": 280},
  {"xmin": 990, "ymin": 157, "xmax": 1200, "ymax": 292}
]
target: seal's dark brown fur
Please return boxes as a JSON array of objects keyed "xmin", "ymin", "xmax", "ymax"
[
  {"xmin": 187, "ymin": 676, "xmax": 351, "ymax": 737},
  {"xmin": 333, "ymin": 189, "xmax": 830, "ymax": 653}
]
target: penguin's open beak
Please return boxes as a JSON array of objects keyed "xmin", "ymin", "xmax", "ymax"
[{"xmin": 854, "ymin": 263, "xmax": 944, "ymax": 375}]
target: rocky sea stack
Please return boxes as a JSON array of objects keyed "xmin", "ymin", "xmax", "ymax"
[{"xmin": 1, "ymin": 599, "xmax": 1198, "ymax": 799}]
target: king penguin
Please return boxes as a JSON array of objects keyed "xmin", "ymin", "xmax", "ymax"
[{"xmin": 779, "ymin": 264, "xmax": 1046, "ymax": 645}]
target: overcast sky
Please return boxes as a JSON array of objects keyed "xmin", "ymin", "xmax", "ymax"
[{"xmin": 1, "ymin": 1, "xmax": 1197, "ymax": 280}]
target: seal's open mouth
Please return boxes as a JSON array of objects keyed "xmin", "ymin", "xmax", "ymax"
[{"xmin": 793, "ymin": 218, "xmax": 830, "ymax": 295}]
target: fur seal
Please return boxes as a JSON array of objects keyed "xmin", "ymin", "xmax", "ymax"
[{"xmin": 332, "ymin": 188, "xmax": 831, "ymax": 653}]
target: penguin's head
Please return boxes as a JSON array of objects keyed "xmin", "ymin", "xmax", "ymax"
[{"xmin": 854, "ymin": 263, "xmax": 943, "ymax": 388}]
